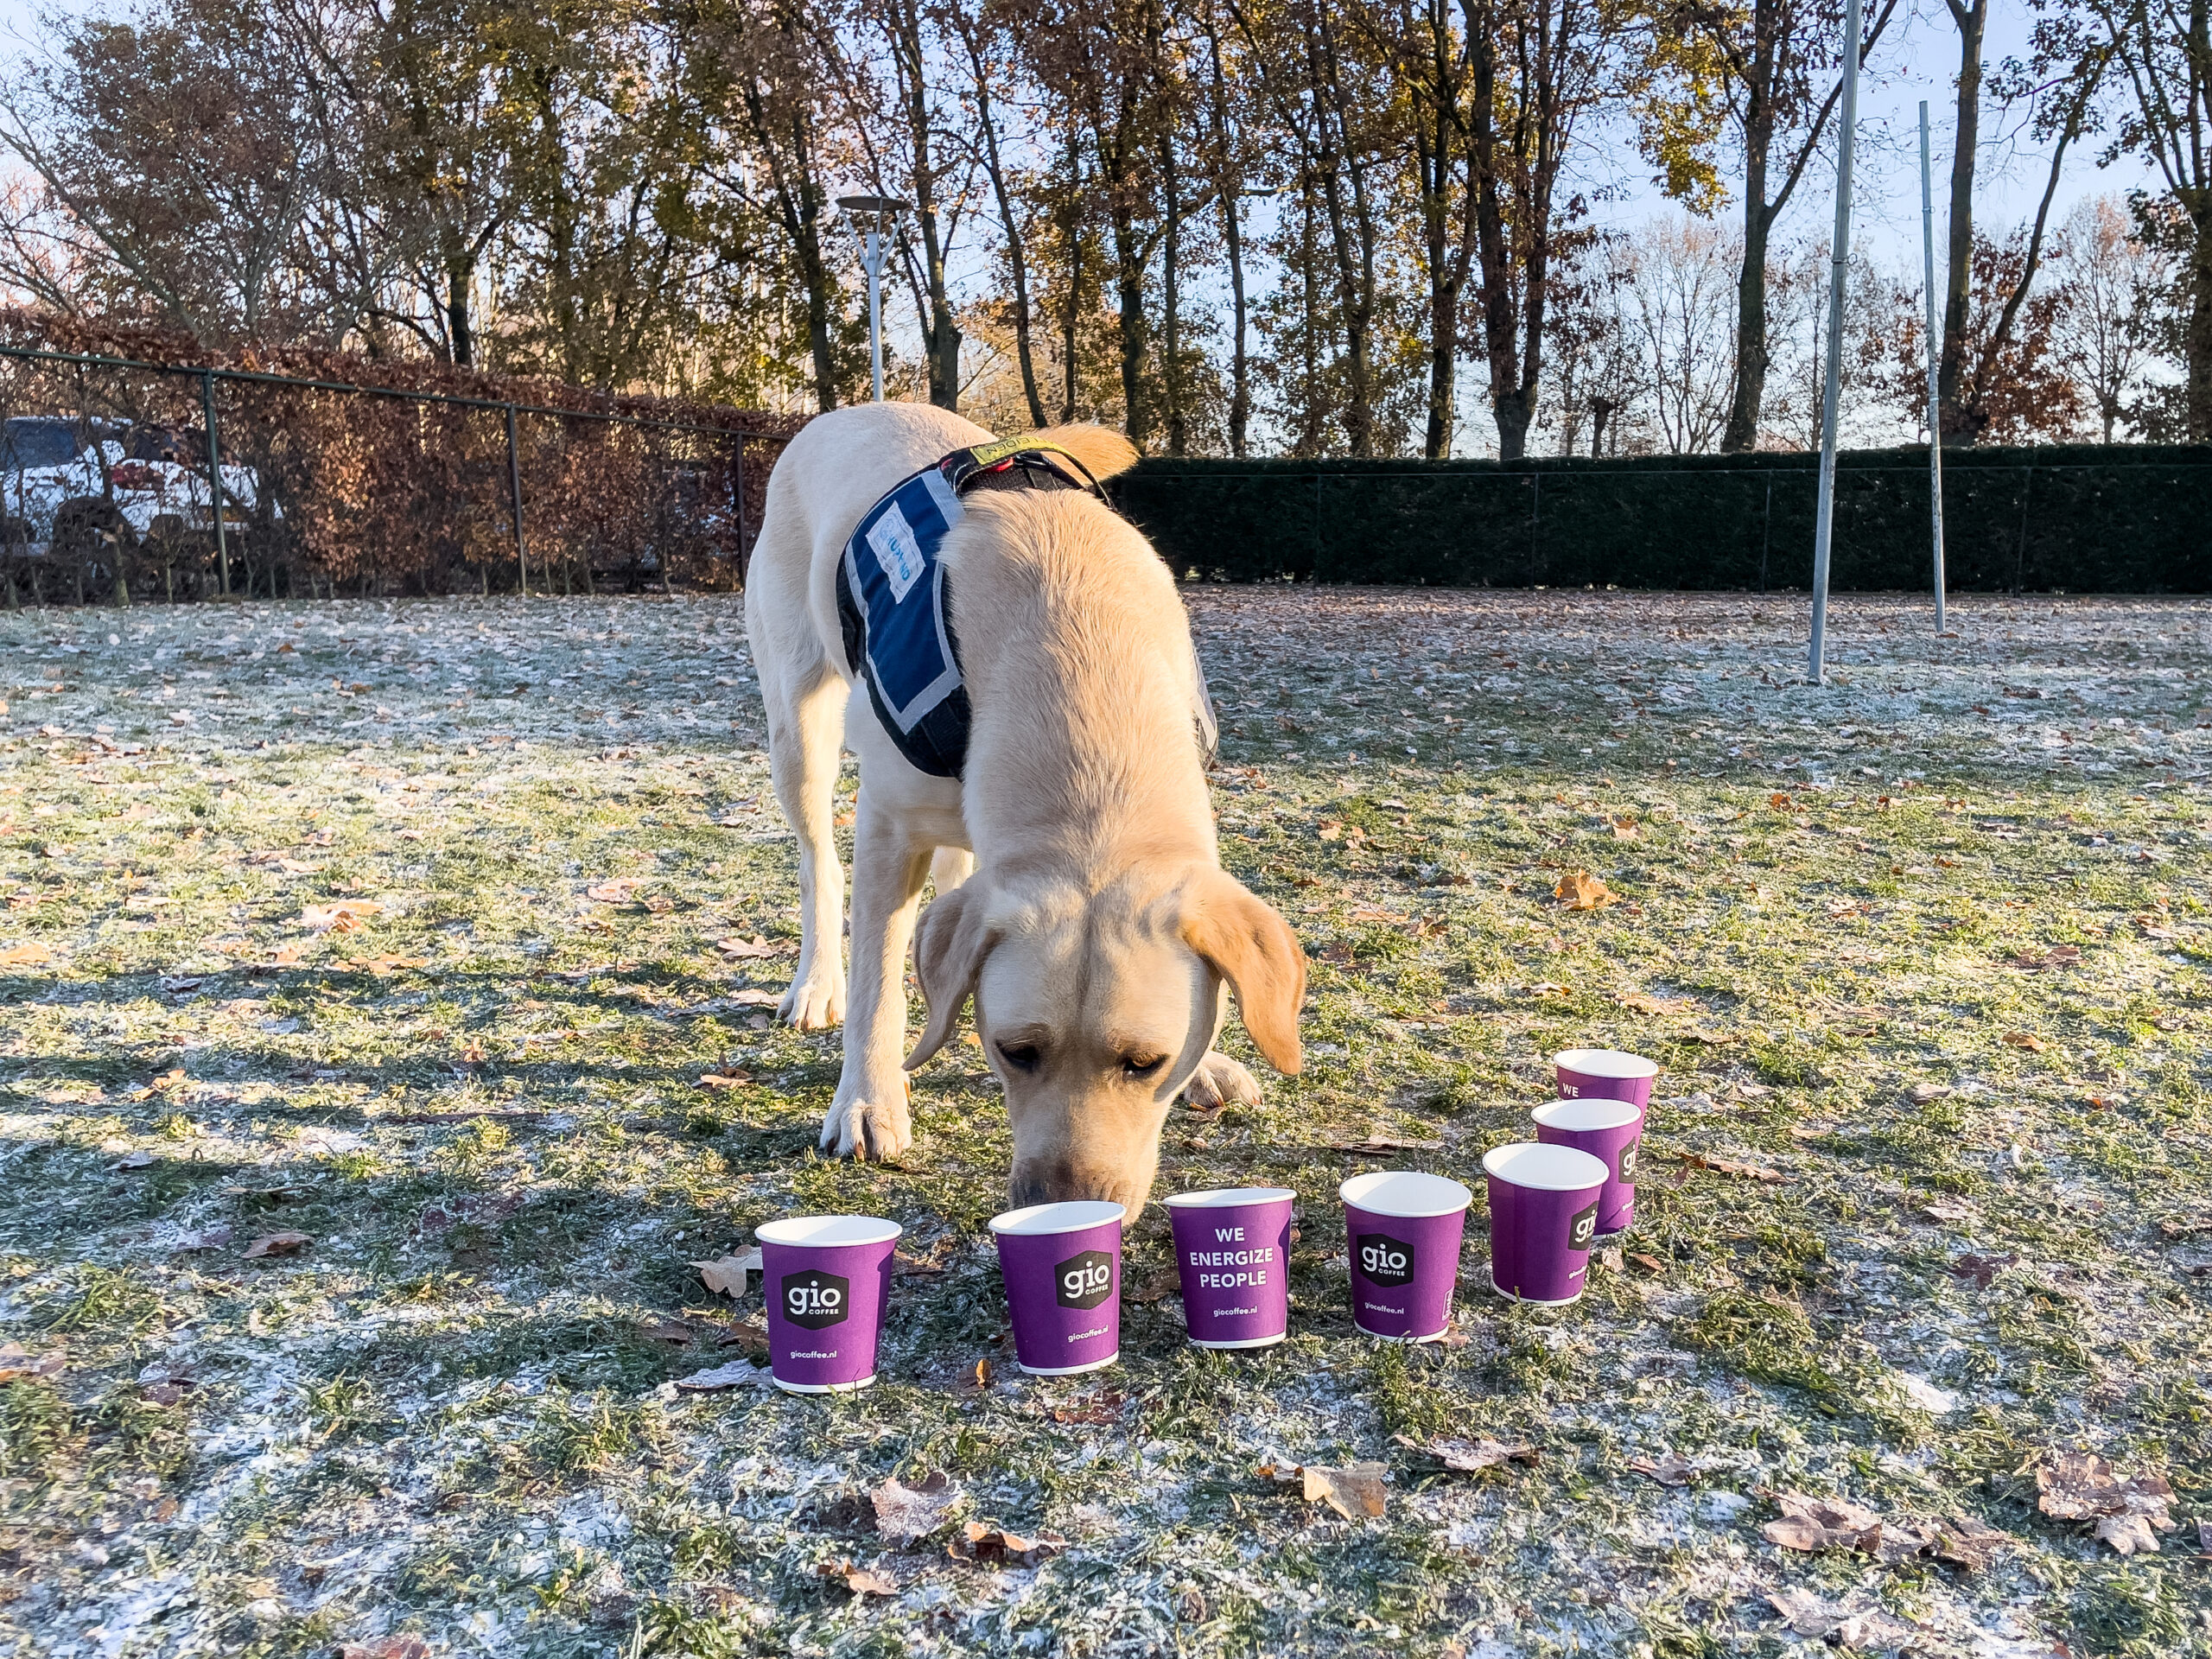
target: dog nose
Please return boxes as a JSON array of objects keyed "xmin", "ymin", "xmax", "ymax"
[{"xmin": 1009, "ymin": 1160, "xmax": 1120, "ymax": 1211}]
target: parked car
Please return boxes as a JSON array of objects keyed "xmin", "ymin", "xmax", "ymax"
[{"xmin": 0, "ymin": 415, "xmax": 264, "ymax": 563}]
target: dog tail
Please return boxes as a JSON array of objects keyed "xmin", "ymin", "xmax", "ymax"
[{"xmin": 1028, "ymin": 423, "xmax": 1140, "ymax": 483}]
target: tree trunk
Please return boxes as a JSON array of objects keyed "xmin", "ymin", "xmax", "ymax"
[
  {"xmin": 921, "ymin": 203, "xmax": 963, "ymax": 410},
  {"xmin": 1719, "ymin": 80, "xmax": 1773, "ymax": 454},
  {"xmin": 963, "ymin": 18, "xmax": 1047, "ymax": 427},
  {"xmin": 2190, "ymin": 206, "xmax": 2212, "ymax": 442},
  {"xmin": 1158, "ymin": 104, "xmax": 1185, "ymax": 456},
  {"xmin": 445, "ymin": 244, "xmax": 475, "ymax": 369},
  {"xmin": 1206, "ymin": 34, "xmax": 1251, "ymax": 456},
  {"xmin": 1937, "ymin": 0, "xmax": 1986, "ymax": 443},
  {"xmin": 1061, "ymin": 116, "xmax": 1084, "ymax": 423}
]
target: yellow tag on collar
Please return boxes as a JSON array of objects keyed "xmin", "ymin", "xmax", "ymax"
[{"xmin": 962, "ymin": 434, "xmax": 1076, "ymax": 468}]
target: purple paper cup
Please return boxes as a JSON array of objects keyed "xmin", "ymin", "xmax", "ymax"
[
  {"xmin": 756, "ymin": 1215, "xmax": 903, "ymax": 1394},
  {"xmin": 1532, "ymin": 1097, "xmax": 1644, "ymax": 1236},
  {"xmin": 1166, "ymin": 1186, "xmax": 1295, "ymax": 1350},
  {"xmin": 988, "ymin": 1200, "xmax": 1125, "ymax": 1375},
  {"xmin": 1482, "ymin": 1142, "xmax": 1610, "ymax": 1306},
  {"xmin": 1339, "ymin": 1170, "xmax": 1472, "ymax": 1344},
  {"xmin": 1553, "ymin": 1048, "xmax": 1661, "ymax": 1108}
]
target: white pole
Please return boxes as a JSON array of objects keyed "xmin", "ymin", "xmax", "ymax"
[
  {"xmin": 1920, "ymin": 101, "xmax": 1948, "ymax": 634},
  {"xmin": 1807, "ymin": 0, "xmax": 1862, "ymax": 686},
  {"xmin": 863, "ymin": 226, "xmax": 887, "ymax": 403}
]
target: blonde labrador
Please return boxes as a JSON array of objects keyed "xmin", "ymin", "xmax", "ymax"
[{"xmin": 743, "ymin": 402, "xmax": 1304, "ymax": 1215}]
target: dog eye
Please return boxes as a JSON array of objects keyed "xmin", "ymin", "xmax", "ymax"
[
  {"xmin": 1122, "ymin": 1055, "xmax": 1166, "ymax": 1077},
  {"xmin": 997, "ymin": 1042, "xmax": 1040, "ymax": 1072}
]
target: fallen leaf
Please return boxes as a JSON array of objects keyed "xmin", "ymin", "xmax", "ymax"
[
  {"xmin": 1126, "ymin": 1268, "xmax": 1180, "ymax": 1305},
  {"xmin": 585, "ymin": 880, "xmax": 640, "ymax": 903},
  {"xmin": 1766, "ymin": 1589, "xmax": 1922, "ymax": 1648},
  {"xmin": 0, "ymin": 1344, "xmax": 65, "ymax": 1383},
  {"xmin": 1627, "ymin": 1453, "xmax": 1700, "ymax": 1486},
  {"xmin": 336, "ymin": 1639, "xmax": 431, "ymax": 1659},
  {"xmin": 1763, "ymin": 1492, "xmax": 1936, "ymax": 1565},
  {"xmin": 0, "ymin": 942, "xmax": 48, "ymax": 965},
  {"xmin": 1302, "ymin": 1462, "xmax": 1387, "ymax": 1520},
  {"xmin": 108, "ymin": 1149, "xmax": 154, "ymax": 1170},
  {"xmin": 1947, "ymin": 1252, "xmax": 2018, "ymax": 1290},
  {"xmin": 2002, "ymin": 1031, "xmax": 2047, "ymax": 1052},
  {"xmin": 1400, "ymin": 1435, "xmax": 1539, "ymax": 1471},
  {"xmin": 158, "ymin": 976, "xmax": 202, "ymax": 994},
  {"xmin": 1050, "ymin": 1390, "xmax": 1124, "ymax": 1425},
  {"xmin": 732, "ymin": 988, "xmax": 781, "ymax": 1007},
  {"xmin": 172, "ymin": 1225, "xmax": 233, "ymax": 1251},
  {"xmin": 874, "ymin": 1472, "xmax": 962, "ymax": 1545},
  {"xmin": 717, "ymin": 934, "xmax": 794, "ymax": 958},
  {"xmin": 1611, "ymin": 815, "xmax": 1641, "ymax": 840},
  {"xmin": 813, "ymin": 1560, "xmax": 898, "ymax": 1596},
  {"xmin": 1529, "ymin": 980, "xmax": 1573, "ymax": 997},
  {"xmin": 1677, "ymin": 1153, "xmax": 1787, "ymax": 1183},
  {"xmin": 241, "ymin": 1230, "xmax": 312, "ymax": 1259},
  {"xmin": 693, "ymin": 1250, "xmax": 762, "ymax": 1297},
  {"xmin": 1921, "ymin": 1198, "xmax": 1980, "ymax": 1225},
  {"xmin": 1769, "ymin": 791, "xmax": 1797, "ymax": 810},
  {"xmin": 671, "ymin": 1360, "xmax": 773, "ymax": 1392},
  {"xmin": 143, "ymin": 1381, "xmax": 187, "ymax": 1406},
  {"xmin": 1628, "ymin": 1251, "xmax": 1667, "ymax": 1274},
  {"xmin": 2155, "ymin": 1215, "xmax": 2212, "ymax": 1240},
  {"xmin": 301, "ymin": 899, "xmax": 383, "ymax": 932},
  {"xmin": 129, "ymin": 1068, "xmax": 188, "ymax": 1101},
  {"xmin": 696, "ymin": 1071, "xmax": 751, "ymax": 1090},
  {"xmin": 948, "ymin": 1520, "xmax": 1068, "ymax": 1567},
  {"xmin": 1932, "ymin": 1513, "xmax": 2013, "ymax": 1572},
  {"xmin": 1554, "ymin": 869, "xmax": 1616, "ymax": 911},
  {"xmin": 1331, "ymin": 1135, "xmax": 1444, "ymax": 1155},
  {"xmin": 2035, "ymin": 1453, "xmax": 2177, "ymax": 1555},
  {"xmin": 1905, "ymin": 1082, "xmax": 1954, "ymax": 1104},
  {"xmin": 637, "ymin": 1318, "xmax": 695, "ymax": 1344}
]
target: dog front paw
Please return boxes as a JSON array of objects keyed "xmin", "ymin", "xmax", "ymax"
[
  {"xmin": 780, "ymin": 972, "xmax": 846, "ymax": 1031},
  {"xmin": 1184, "ymin": 1049, "xmax": 1263, "ymax": 1112},
  {"xmin": 818, "ymin": 1086, "xmax": 912, "ymax": 1161}
]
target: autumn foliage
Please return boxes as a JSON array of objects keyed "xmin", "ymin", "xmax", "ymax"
[{"xmin": 0, "ymin": 308, "xmax": 801, "ymax": 596}]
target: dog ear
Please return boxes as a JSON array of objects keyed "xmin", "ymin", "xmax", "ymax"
[
  {"xmin": 906, "ymin": 880, "xmax": 998, "ymax": 1070},
  {"xmin": 1179, "ymin": 868, "xmax": 1306, "ymax": 1075},
  {"xmin": 1028, "ymin": 423, "xmax": 1140, "ymax": 481}
]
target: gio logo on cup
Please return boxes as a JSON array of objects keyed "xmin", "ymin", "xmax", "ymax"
[
  {"xmin": 1054, "ymin": 1249, "xmax": 1115, "ymax": 1311},
  {"xmin": 780, "ymin": 1269, "xmax": 850, "ymax": 1331},
  {"xmin": 1618, "ymin": 1141, "xmax": 1638, "ymax": 1182},
  {"xmin": 1355, "ymin": 1232, "xmax": 1415, "ymax": 1288},
  {"xmin": 1567, "ymin": 1203, "xmax": 1599, "ymax": 1252}
]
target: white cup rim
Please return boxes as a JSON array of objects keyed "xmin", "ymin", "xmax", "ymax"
[
  {"xmin": 988, "ymin": 1199, "xmax": 1127, "ymax": 1236},
  {"xmin": 1554, "ymin": 1048, "xmax": 1661, "ymax": 1080},
  {"xmin": 1338, "ymin": 1169, "xmax": 1472, "ymax": 1217},
  {"xmin": 1165, "ymin": 1186, "xmax": 1297, "ymax": 1209},
  {"xmin": 756, "ymin": 1214, "xmax": 904, "ymax": 1249},
  {"xmin": 1483, "ymin": 1141, "xmax": 1611, "ymax": 1192},
  {"xmin": 1533, "ymin": 1098, "xmax": 1644, "ymax": 1134}
]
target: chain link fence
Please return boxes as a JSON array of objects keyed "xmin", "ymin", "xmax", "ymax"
[{"xmin": 0, "ymin": 326, "xmax": 798, "ymax": 607}]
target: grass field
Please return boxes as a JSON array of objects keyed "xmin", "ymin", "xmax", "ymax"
[{"xmin": 0, "ymin": 588, "xmax": 2207, "ymax": 1659}]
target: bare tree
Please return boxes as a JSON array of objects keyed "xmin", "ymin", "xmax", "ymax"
[{"xmin": 2052, "ymin": 192, "xmax": 2169, "ymax": 438}]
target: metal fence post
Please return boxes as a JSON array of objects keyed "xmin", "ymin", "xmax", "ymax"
[
  {"xmin": 506, "ymin": 404, "xmax": 527, "ymax": 595},
  {"xmin": 200, "ymin": 370, "xmax": 229, "ymax": 597}
]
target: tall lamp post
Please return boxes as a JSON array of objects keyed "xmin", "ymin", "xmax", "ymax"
[{"xmin": 836, "ymin": 194, "xmax": 909, "ymax": 403}]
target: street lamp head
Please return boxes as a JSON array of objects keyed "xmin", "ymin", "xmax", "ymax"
[{"xmin": 836, "ymin": 194, "xmax": 911, "ymax": 219}]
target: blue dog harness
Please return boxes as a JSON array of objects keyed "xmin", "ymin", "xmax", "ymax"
[{"xmin": 836, "ymin": 440, "xmax": 1101, "ymax": 779}]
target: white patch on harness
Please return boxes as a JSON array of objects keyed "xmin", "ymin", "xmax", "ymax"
[{"xmin": 867, "ymin": 504, "xmax": 927, "ymax": 603}]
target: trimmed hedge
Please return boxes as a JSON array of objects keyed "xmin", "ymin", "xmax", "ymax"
[{"xmin": 1106, "ymin": 444, "xmax": 2212, "ymax": 593}]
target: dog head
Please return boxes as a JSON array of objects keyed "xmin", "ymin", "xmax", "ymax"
[{"xmin": 905, "ymin": 864, "xmax": 1303, "ymax": 1216}]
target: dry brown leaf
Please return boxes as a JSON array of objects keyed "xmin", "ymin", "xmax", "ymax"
[
  {"xmin": 1618, "ymin": 991, "xmax": 1694, "ymax": 1015},
  {"xmin": 173, "ymin": 1225, "xmax": 233, "ymax": 1251},
  {"xmin": 1398, "ymin": 1435, "xmax": 1538, "ymax": 1471},
  {"xmin": 1126, "ymin": 1268, "xmax": 1181, "ymax": 1305},
  {"xmin": 2035, "ymin": 1453, "xmax": 2177, "ymax": 1555},
  {"xmin": 1764, "ymin": 1493, "xmax": 1931, "ymax": 1564},
  {"xmin": 716, "ymin": 934, "xmax": 794, "ymax": 958},
  {"xmin": 1905, "ymin": 1082, "xmax": 1954, "ymax": 1104},
  {"xmin": 336, "ymin": 1639, "xmax": 430, "ymax": 1659},
  {"xmin": 1610, "ymin": 815, "xmax": 1641, "ymax": 840},
  {"xmin": 1677, "ymin": 1153, "xmax": 1788, "ymax": 1183},
  {"xmin": 874, "ymin": 1472, "xmax": 962, "ymax": 1546},
  {"xmin": 2002, "ymin": 1031, "xmax": 2047, "ymax": 1052},
  {"xmin": 1554, "ymin": 869, "xmax": 1616, "ymax": 911},
  {"xmin": 1331, "ymin": 1135, "xmax": 1444, "ymax": 1155},
  {"xmin": 1946, "ymin": 1252, "xmax": 2017, "ymax": 1290},
  {"xmin": 696, "ymin": 1071, "xmax": 752, "ymax": 1090},
  {"xmin": 0, "ymin": 1343, "xmax": 65, "ymax": 1383},
  {"xmin": 948, "ymin": 1520, "xmax": 1068, "ymax": 1567},
  {"xmin": 129, "ymin": 1068, "xmax": 188, "ymax": 1101},
  {"xmin": 1627, "ymin": 1453, "xmax": 1700, "ymax": 1486},
  {"xmin": 585, "ymin": 879, "xmax": 641, "ymax": 902},
  {"xmin": 672, "ymin": 1360, "xmax": 771, "ymax": 1391},
  {"xmin": 301, "ymin": 899, "xmax": 382, "ymax": 932},
  {"xmin": 693, "ymin": 1250, "xmax": 762, "ymax": 1297},
  {"xmin": 1050, "ymin": 1390, "xmax": 1124, "ymax": 1425},
  {"xmin": 1302, "ymin": 1462, "xmax": 1387, "ymax": 1519},
  {"xmin": 242, "ymin": 1230, "xmax": 312, "ymax": 1259},
  {"xmin": 1932, "ymin": 1513, "xmax": 2013, "ymax": 1572},
  {"xmin": 1628, "ymin": 1251, "xmax": 1667, "ymax": 1274},
  {"xmin": 0, "ymin": 942, "xmax": 49, "ymax": 965},
  {"xmin": 356, "ymin": 956, "xmax": 424, "ymax": 976},
  {"xmin": 813, "ymin": 1560, "xmax": 898, "ymax": 1596}
]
